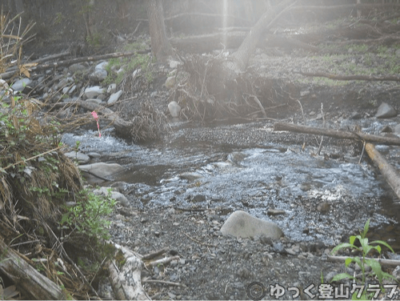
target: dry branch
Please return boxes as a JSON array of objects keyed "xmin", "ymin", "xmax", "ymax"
[
  {"xmin": 273, "ymin": 122, "xmax": 400, "ymax": 146},
  {"xmin": 0, "ymin": 238, "xmax": 69, "ymax": 300},
  {"xmin": 328, "ymin": 255, "xmax": 400, "ymax": 267},
  {"xmin": 299, "ymin": 71, "xmax": 400, "ymax": 82},
  {"xmin": 365, "ymin": 143, "xmax": 400, "ymax": 199}
]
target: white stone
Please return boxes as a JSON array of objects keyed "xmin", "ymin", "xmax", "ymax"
[
  {"xmin": 164, "ymin": 76, "xmax": 175, "ymax": 89},
  {"xmin": 85, "ymin": 86, "xmax": 104, "ymax": 98},
  {"xmin": 79, "ymin": 162, "xmax": 124, "ymax": 178},
  {"xmin": 12, "ymin": 78, "xmax": 32, "ymax": 92},
  {"xmin": 168, "ymin": 101, "xmax": 181, "ymax": 118},
  {"xmin": 64, "ymin": 151, "xmax": 90, "ymax": 164},
  {"xmin": 94, "ymin": 187, "xmax": 129, "ymax": 206},
  {"xmin": 107, "ymin": 83, "xmax": 117, "ymax": 94},
  {"xmin": 376, "ymin": 102, "xmax": 397, "ymax": 118},
  {"xmin": 169, "ymin": 60, "xmax": 181, "ymax": 69},
  {"xmin": 108, "ymin": 90, "xmax": 123, "ymax": 105},
  {"xmin": 89, "ymin": 69, "xmax": 107, "ymax": 82},
  {"xmin": 220, "ymin": 210, "xmax": 284, "ymax": 239},
  {"xmin": 95, "ymin": 61, "xmax": 108, "ymax": 70},
  {"xmin": 69, "ymin": 63, "xmax": 86, "ymax": 73},
  {"xmin": 132, "ymin": 69, "xmax": 141, "ymax": 78}
]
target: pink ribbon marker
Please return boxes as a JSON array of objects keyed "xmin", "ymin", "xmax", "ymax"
[{"xmin": 91, "ymin": 111, "xmax": 101, "ymax": 138}]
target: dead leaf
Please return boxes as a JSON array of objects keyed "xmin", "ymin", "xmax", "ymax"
[{"xmin": 19, "ymin": 65, "xmax": 30, "ymax": 78}]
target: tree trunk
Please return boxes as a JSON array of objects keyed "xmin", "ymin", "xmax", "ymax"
[
  {"xmin": 232, "ymin": 0, "xmax": 295, "ymax": 71},
  {"xmin": 147, "ymin": 0, "xmax": 174, "ymax": 62},
  {"xmin": 0, "ymin": 238, "xmax": 69, "ymax": 300}
]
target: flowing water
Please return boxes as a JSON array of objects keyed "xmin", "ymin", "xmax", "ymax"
[{"xmin": 62, "ymin": 121, "xmax": 400, "ymax": 249}]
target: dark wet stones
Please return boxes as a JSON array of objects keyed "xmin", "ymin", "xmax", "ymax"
[
  {"xmin": 267, "ymin": 209, "xmax": 286, "ymax": 216},
  {"xmin": 192, "ymin": 194, "xmax": 206, "ymax": 202},
  {"xmin": 317, "ymin": 202, "xmax": 330, "ymax": 214}
]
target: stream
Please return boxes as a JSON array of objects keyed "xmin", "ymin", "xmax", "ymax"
[{"xmin": 61, "ymin": 119, "xmax": 400, "ymax": 250}]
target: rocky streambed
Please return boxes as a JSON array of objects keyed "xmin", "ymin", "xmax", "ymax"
[{"xmin": 60, "ymin": 113, "xmax": 400, "ymax": 299}]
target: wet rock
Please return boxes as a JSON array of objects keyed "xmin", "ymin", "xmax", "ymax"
[
  {"xmin": 64, "ymin": 151, "xmax": 90, "ymax": 164},
  {"xmin": 79, "ymin": 162, "xmax": 124, "ymax": 178},
  {"xmin": 394, "ymin": 124, "xmax": 400, "ymax": 134},
  {"xmin": 375, "ymin": 145, "xmax": 390, "ymax": 154},
  {"xmin": 108, "ymin": 90, "xmax": 123, "ymax": 105},
  {"xmin": 84, "ymin": 86, "xmax": 105, "ymax": 99},
  {"xmin": 168, "ymin": 101, "xmax": 181, "ymax": 117},
  {"xmin": 178, "ymin": 172, "xmax": 202, "ymax": 181},
  {"xmin": 381, "ymin": 125, "xmax": 393, "ymax": 133},
  {"xmin": 272, "ymin": 241, "xmax": 285, "ymax": 253},
  {"xmin": 89, "ymin": 69, "xmax": 107, "ymax": 82},
  {"xmin": 69, "ymin": 63, "xmax": 86, "ymax": 73},
  {"xmin": 267, "ymin": 209, "xmax": 286, "ymax": 216},
  {"xmin": 227, "ymin": 152, "xmax": 247, "ymax": 166},
  {"xmin": 375, "ymin": 102, "xmax": 397, "ymax": 118},
  {"xmin": 220, "ymin": 210, "xmax": 283, "ymax": 239},
  {"xmin": 87, "ymin": 152, "xmax": 101, "ymax": 158},
  {"xmin": 192, "ymin": 194, "xmax": 206, "ymax": 202},
  {"xmin": 12, "ymin": 78, "xmax": 32, "ymax": 92},
  {"xmin": 350, "ymin": 112, "xmax": 362, "ymax": 119},
  {"xmin": 317, "ymin": 202, "xmax": 330, "ymax": 214}
]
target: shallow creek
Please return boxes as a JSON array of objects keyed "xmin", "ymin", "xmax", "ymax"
[{"xmin": 61, "ymin": 119, "xmax": 400, "ymax": 250}]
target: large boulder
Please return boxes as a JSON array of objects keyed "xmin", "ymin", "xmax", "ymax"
[
  {"xmin": 220, "ymin": 210, "xmax": 283, "ymax": 239},
  {"xmin": 376, "ymin": 102, "xmax": 397, "ymax": 118},
  {"xmin": 79, "ymin": 162, "xmax": 124, "ymax": 178}
]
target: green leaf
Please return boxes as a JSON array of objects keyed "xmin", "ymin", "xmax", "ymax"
[
  {"xmin": 365, "ymin": 258, "xmax": 383, "ymax": 284},
  {"xmin": 331, "ymin": 273, "xmax": 356, "ymax": 282},
  {"xmin": 349, "ymin": 235, "xmax": 356, "ymax": 245},
  {"xmin": 362, "ymin": 219, "xmax": 370, "ymax": 237},
  {"xmin": 370, "ymin": 240, "xmax": 395, "ymax": 253},
  {"xmin": 345, "ymin": 257, "xmax": 353, "ymax": 267},
  {"xmin": 359, "ymin": 238, "xmax": 369, "ymax": 252},
  {"xmin": 374, "ymin": 245, "xmax": 381, "ymax": 254},
  {"xmin": 331, "ymin": 243, "xmax": 356, "ymax": 255}
]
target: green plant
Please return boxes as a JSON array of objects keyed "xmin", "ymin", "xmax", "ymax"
[
  {"xmin": 330, "ymin": 219, "xmax": 397, "ymax": 300},
  {"xmin": 102, "ymin": 41, "xmax": 154, "ymax": 86},
  {"xmin": 54, "ymin": 12, "xmax": 65, "ymax": 25},
  {"xmin": 60, "ymin": 188, "xmax": 116, "ymax": 240}
]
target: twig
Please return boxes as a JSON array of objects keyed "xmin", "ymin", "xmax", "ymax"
[
  {"xmin": 89, "ymin": 256, "xmax": 107, "ymax": 285},
  {"xmin": 3, "ymin": 146, "xmax": 63, "ymax": 170},
  {"xmin": 146, "ymin": 256, "xmax": 180, "ymax": 267},
  {"xmin": 317, "ymin": 103, "xmax": 325, "ymax": 156},
  {"xmin": 142, "ymin": 248, "xmax": 169, "ymax": 261},
  {"xmin": 359, "ymin": 141, "xmax": 366, "ymax": 164}
]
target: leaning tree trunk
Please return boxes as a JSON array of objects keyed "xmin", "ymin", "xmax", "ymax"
[
  {"xmin": 232, "ymin": 0, "xmax": 294, "ymax": 71},
  {"xmin": 147, "ymin": 0, "xmax": 174, "ymax": 62}
]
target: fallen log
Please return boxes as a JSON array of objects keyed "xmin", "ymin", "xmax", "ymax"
[
  {"xmin": 365, "ymin": 143, "xmax": 400, "ymax": 199},
  {"xmin": 0, "ymin": 237, "xmax": 70, "ymax": 300},
  {"xmin": 328, "ymin": 255, "xmax": 400, "ymax": 267},
  {"xmin": 108, "ymin": 243, "xmax": 150, "ymax": 300},
  {"xmin": 299, "ymin": 71, "xmax": 400, "ymax": 82},
  {"xmin": 274, "ymin": 122, "xmax": 400, "ymax": 146}
]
